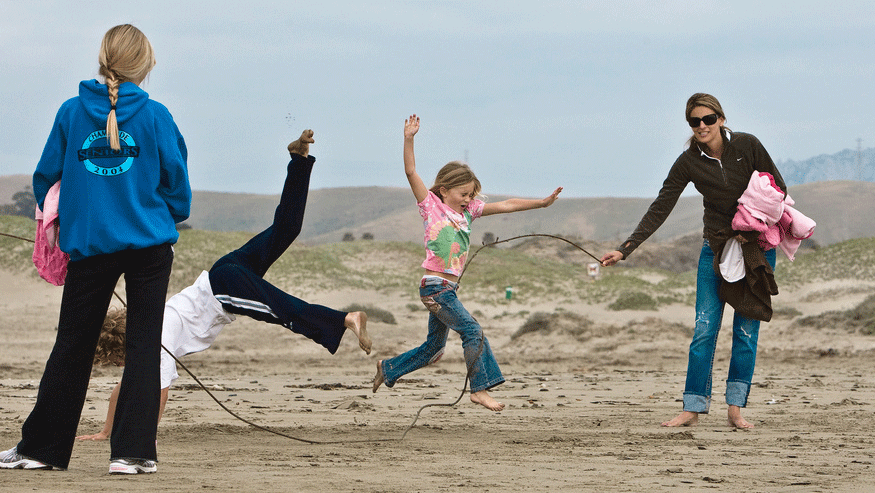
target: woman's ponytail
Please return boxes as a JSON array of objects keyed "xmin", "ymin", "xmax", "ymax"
[
  {"xmin": 97, "ymin": 24, "xmax": 156, "ymax": 151},
  {"xmin": 104, "ymin": 71, "xmax": 121, "ymax": 150}
]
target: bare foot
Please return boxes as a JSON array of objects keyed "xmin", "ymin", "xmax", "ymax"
[
  {"xmin": 727, "ymin": 405, "xmax": 754, "ymax": 429},
  {"xmin": 287, "ymin": 129, "xmax": 314, "ymax": 157},
  {"xmin": 344, "ymin": 311, "xmax": 370, "ymax": 355},
  {"xmin": 470, "ymin": 390, "xmax": 504, "ymax": 411},
  {"xmin": 661, "ymin": 411, "xmax": 699, "ymax": 427},
  {"xmin": 372, "ymin": 361, "xmax": 384, "ymax": 393}
]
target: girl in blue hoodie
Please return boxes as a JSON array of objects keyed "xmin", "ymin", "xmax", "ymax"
[{"xmin": 0, "ymin": 24, "xmax": 191, "ymax": 475}]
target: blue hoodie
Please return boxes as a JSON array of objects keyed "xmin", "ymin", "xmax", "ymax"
[{"xmin": 33, "ymin": 80, "xmax": 191, "ymax": 261}]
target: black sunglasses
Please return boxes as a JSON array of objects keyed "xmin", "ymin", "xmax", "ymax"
[{"xmin": 687, "ymin": 113, "xmax": 720, "ymax": 127}]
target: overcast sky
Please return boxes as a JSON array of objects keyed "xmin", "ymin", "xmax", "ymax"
[{"xmin": 2, "ymin": 1, "xmax": 873, "ymax": 198}]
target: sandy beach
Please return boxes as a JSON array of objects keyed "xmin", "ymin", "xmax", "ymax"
[{"xmin": 2, "ymin": 246, "xmax": 875, "ymax": 492}]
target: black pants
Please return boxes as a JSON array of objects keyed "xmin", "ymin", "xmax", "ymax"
[
  {"xmin": 18, "ymin": 243, "xmax": 173, "ymax": 468},
  {"xmin": 208, "ymin": 154, "xmax": 346, "ymax": 353}
]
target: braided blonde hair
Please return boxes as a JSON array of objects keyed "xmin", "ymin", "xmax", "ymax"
[{"xmin": 98, "ymin": 24, "xmax": 156, "ymax": 150}]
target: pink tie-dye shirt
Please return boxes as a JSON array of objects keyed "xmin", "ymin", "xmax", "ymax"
[{"xmin": 418, "ymin": 191, "xmax": 485, "ymax": 277}]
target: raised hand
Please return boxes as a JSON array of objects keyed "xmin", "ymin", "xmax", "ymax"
[{"xmin": 404, "ymin": 114, "xmax": 420, "ymax": 139}]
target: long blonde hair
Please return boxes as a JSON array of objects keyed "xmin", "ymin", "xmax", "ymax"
[
  {"xmin": 429, "ymin": 161, "xmax": 482, "ymax": 201},
  {"xmin": 98, "ymin": 24, "xmax": 156, "ymax": 150}
]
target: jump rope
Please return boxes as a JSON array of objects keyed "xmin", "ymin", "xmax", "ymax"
[{"xmin": 2, "ymin": 230, "xmax": 603, "ymax": 444}]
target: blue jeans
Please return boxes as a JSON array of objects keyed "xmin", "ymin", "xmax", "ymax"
[
  {"xmin": 683, "ymin": 240, "xmax": 776, "ymax": 413},
  {"xmin": 381, "ymin": 277, "xmax": 505, "ymax": 393}
]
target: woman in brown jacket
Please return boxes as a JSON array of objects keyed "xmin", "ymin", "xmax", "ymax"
[{"xmin": 601, "ymin": 93, "xmax": 786, "ymax": 429}]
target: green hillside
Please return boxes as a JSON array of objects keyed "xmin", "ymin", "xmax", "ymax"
[{"xmin": 4, "ymin": 214, "xmax": 872, "ymax": 312}]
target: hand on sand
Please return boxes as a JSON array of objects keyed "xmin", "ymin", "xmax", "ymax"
[
  {"xmin": 344, "ymin": 311, "xmax": 371, "ymax": 355},
  {"xmin": 288, "ymin": 129, "xmax": 315, "ymax": 157},
  {"xmin": 76, "ymin": 432, "xmax": 109, "ymax": 441}
]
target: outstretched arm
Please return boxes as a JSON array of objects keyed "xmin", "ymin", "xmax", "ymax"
[
  {"xmin": 482, "ymin": 187, "xmax": 563, "ymax": 216},
  {"xmin": 404, "ymin": 114, "xmax": 428, "ymax": 203},
  {"xmin": 159, "ymin": 387, "xmax": 169, "ymax": 423},
  {"xmin": 600, "ymin": 250, "xmax": 624, "ymax": 266},
  {"xmin": 76, "ymin": 381, "xmax": 122, "ymax": 440},
  {"xmin": 76, "ymin": 383, "xmax": 171, "ymax": 441}
]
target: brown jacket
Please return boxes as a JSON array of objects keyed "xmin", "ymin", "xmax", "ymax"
[
  {"xmin": 709, "ymin": 229, "xmax": 778, "ymax": 322},
  {"xmin": 618, "ymin": 131, "xmax": 786, "ymax": 259}
]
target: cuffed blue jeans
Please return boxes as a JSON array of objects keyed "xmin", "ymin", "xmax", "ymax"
[
  {"xmin": 683, "ymin": 240, "xmax": 776, "ymax": 413},
  {"xmin": 381, "ymin": 276, "xmax": 504, "ymax": 393}
]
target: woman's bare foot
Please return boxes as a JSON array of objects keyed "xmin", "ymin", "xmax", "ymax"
[
  {"xmin": 287, "ymin": 129, "xmax": 314, "ymax": 157},
  {"xmin": 661, "ymin": 411, "xmax": 699, "ymax": 427},
  {"xmin": 372, "ymin": 361, "xmax": 384, "ymax": 393},
  {"xmin": 470, "ymin": 390, "xmax": 504, "ymax": 411},
  {"xmin": 344, "ymin": 311, "xmax": 370, "ymax": 355},
  {"xmin": 727, "ymin": 405, "xmax": 754, "ymax": 429}
]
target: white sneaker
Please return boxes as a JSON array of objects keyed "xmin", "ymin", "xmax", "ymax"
[
  {"xmin": 109, "ymin": 458, "xmax": 157, "ymax": 474},
  {"xmin": 0, "ymin": 447, "xmax": 52, "ymax": 470}
]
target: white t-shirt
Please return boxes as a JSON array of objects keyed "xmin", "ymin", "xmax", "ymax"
[{"xmin": 159, "ymin": 270, "xmax": 236, "ymax": 388}]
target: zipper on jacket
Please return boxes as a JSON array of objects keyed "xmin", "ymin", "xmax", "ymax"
[{"xmin": 700, "ymin": 150, "xmax": 728, "ymax": 186}]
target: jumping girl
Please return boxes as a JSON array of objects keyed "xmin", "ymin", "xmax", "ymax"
[{"xmin": 372, "ymin": 114, "xmax": 562, "ymax": 411}]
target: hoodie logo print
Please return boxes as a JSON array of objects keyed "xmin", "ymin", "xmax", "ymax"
[{"xmin": 78, "ymin": 130, "xmax": 140, "ymax": 176}]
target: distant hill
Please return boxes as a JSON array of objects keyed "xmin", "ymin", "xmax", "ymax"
[
  {"xmin": 185, "ymin": 180, "xmax": 871, "ymax": 248},
  {"xmin": 2, "ymin": 174, "xmax": 872, "ymax": 248},
  {"xmin": 0, "ymin": 175, "xmax": 30, "ymax": 206},
  {"xmin": 779, "ymin": 146, "xmax": 875, "ymax": 185}
]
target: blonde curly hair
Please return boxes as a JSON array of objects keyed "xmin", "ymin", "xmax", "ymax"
[{"xmin": 94, "ymin": 307, "xmax": 127, "ymax": 367}]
